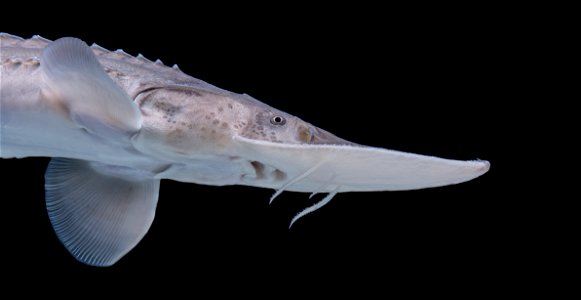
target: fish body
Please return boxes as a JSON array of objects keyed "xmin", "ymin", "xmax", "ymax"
[{"xmin": 0, "ymin": 33, "xmax": 489, "ymax": 266}]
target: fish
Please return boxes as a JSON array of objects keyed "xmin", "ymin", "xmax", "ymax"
[{"xmin": 0, "ymin": 33, "xmax": 490, "ymax": 266}]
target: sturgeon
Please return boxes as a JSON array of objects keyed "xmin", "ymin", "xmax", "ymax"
[{"xmin": 0, "ymin": 33, "xmax": 489, "ymax": 266}]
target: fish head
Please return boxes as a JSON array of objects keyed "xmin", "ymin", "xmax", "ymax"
[
  {"xmin": 235, "ymin": 94, "xmax": 354, "ymax": 146},
  {"xmin": 131, "ymin": 86, "xmax": 488, "ymax": 194},
  {"xmin": 133, "ymin": 87, "xmax": 354, "ymax": 159}
]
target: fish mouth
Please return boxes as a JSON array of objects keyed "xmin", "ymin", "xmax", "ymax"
[{"xmin": 247, "ymin": 160, "xmax": 287, "ymax": 182}]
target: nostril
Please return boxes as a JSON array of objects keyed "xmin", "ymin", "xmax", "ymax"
[{"xmin": 298, "ymin": 125, "xmax": 314, "ymax": 143}]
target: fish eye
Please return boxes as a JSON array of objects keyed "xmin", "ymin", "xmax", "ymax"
[{"xmin": 270, "ymin": 115, "xmax": 286, "ymax": 126}]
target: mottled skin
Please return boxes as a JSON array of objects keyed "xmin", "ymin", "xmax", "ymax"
[{"xmin": 1, "ymin": 34, "xmax": 348, "ymax": 188}]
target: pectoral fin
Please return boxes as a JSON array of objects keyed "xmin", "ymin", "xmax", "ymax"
[
  {"xmin": 40, "ymin": 37, "xmax": 141, "ymax": 138},
  {"xmin": 45, "ymin": 158, "xmax": 159, "ymax": 266}
]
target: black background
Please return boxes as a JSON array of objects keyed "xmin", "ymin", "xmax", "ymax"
[{"xmin": 1, "ymin": 4, "xmax": 512, "ymax": 288}]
